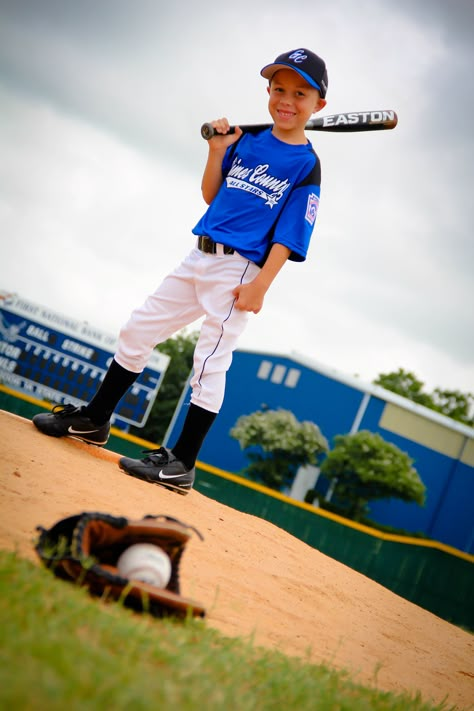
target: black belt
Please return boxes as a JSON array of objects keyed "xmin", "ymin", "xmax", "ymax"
[{"xmin": 197, "ymin": 235, "xmax": 235, "ymax": 255}]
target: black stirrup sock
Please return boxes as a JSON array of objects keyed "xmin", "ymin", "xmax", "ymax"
[
  {"xmin": 171, "ymin": 403, "xmax": 217, "ymax": 470},
  {"xmin": 84, "ymin": 359, "xmax": 139, "ymax": 424}
]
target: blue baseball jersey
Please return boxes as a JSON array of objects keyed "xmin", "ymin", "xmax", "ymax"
[{"xmin": 192, "ymin": 128, "xmax": 321, "ymax": 265}]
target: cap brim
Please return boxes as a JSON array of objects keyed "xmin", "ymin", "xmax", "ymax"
[{"xmin": 260, "ymin": 62, "xmax": 321, "ymax": 92}]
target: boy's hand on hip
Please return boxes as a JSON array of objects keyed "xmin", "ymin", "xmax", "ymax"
[{"xmin": 232, "ymin": 281, "xmax": 266, "ymax": 314}]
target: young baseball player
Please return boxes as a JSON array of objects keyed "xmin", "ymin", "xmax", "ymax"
[{"xmin": 33, "ymin": 48, "xmax": 328, "ymax": 495}]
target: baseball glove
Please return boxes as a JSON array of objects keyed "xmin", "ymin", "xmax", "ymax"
[{"xmin": 35, "ymin": 511, "xmax": 206, "ymax": 618}]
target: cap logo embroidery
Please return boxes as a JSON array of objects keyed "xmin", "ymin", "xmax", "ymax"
[{"xmin": 289, "ymin": 49, "xmax": 307, "ymax": 64}]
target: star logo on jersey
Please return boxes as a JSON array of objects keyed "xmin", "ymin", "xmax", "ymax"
[{"xmin": 264, "ymin": 193, "xmax": 279, "ymax": 208}]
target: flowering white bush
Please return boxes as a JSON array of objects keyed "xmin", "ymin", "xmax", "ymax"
[{"xmin": 230, "ymin": 408, "xmax": 328, "ymax": 490}]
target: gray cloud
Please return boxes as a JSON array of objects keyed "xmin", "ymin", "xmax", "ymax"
[{"xmin": 0, "ymin": 0, "xmax": 472, "ymax": 393}]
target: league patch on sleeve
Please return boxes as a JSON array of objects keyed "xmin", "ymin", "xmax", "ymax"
[{"xmin": 305, "ymin": 193, "xmax": 319, "ymax": 226}]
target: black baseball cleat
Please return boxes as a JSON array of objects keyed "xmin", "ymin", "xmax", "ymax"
[
  {"xmin": 32, "ymin": 404, "xmax": 111, "ymax": 445},
  {"xmin": 119, "ymin": 447, "xmax": 195, "ymax": 495}
]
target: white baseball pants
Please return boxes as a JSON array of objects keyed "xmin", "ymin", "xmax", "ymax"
[{"xmin": 114, "ymin": 246, "xmax": 261, "ymax": 413}]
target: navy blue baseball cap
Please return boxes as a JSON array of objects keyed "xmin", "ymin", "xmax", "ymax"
[{"xmin": 260, "ymin": 48, "xmax": 328, "ymax": 98}]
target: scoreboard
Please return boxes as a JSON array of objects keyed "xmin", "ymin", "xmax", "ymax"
[{"xmin": 0, "ymin": 291, "xmax": 170, "ymax": 429}]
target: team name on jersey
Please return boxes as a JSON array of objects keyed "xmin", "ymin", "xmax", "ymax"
[{"xmin": 226, "ymin": 157, "xmax": 291, "ymax": 208}]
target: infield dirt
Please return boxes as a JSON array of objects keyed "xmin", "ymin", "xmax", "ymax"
[{"xmin": 1, "ymin": 409, "xmax": 473, "ymax": 709}]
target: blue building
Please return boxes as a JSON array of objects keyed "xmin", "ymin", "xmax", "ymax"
[{"xmin": 165, "ymin": 349, "xmax": 474, "ymax": 554}]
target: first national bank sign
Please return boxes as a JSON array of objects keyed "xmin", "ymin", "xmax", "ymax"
[{"xmin": 0, "ymin": 291, "xmax": 169, "ymax": 428}]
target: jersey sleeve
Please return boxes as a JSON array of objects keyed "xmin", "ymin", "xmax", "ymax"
[
  {"xmin": 271, "ymin": 158, "xmax": 321, "ymax": 262},
  {"xmin": 221, "ymin": 137, "xmax": 243, "ymax": 177}
]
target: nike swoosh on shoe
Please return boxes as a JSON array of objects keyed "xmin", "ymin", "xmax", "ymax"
[
  {"xmin": 158, "ymin": 470, "xmax": 189, "ymax": 480},
  {"xmin": 68, "ymin": 426, "xmax": 102, "ymax": 434}
]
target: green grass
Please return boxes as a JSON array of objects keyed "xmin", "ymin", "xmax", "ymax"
[{"xmin": 0, "ymin": 550, "xmax": 458, "ymax": 711}]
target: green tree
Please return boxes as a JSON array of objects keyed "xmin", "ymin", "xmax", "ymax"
[
  {"xmin": 431, "ymin": 388, "xmax": 474, "ymax": 427},
  {"xmin": 374, "ymin": 369, "xmax": 474, "ymax": 426},
  {"xmin": 374, "ymin": 369, "xmax": 434, "ymax": 408},
  {"xmin": 130, "ymin": 330, "xmax": 198, "ymax": 444},
  {"xmin": 230, "ymin": 408, "xmax": 328, "ymax": 490},
  {"xmin": 319, "ymin": 430, "xmax": 425, "ymax": 521}
]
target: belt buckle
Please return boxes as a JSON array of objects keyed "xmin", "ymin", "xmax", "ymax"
[
  {"xmin": 199, "ymin": 236, "xmax": 234, "ymax": 256},
  {"xmin": 199, "ymin": 236, "xmax": 215, "ymax": 254}
]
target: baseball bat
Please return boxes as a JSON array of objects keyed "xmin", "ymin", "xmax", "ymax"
[{"xmin": 201, "ymin": 110, "xmax": 398, "ymax": 139}]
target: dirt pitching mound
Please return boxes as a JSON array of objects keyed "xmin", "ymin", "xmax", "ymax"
[{"xmin": 0, "ymin": 410, "xmax": 472, "ymax": 708}]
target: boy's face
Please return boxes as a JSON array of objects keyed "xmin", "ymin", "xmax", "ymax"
[{"xmin": 267, "ymin": 68, "xmax": 326, "ymax": 141}]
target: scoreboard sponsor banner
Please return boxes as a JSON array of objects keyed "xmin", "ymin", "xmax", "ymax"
[{"xmin": 0, "ymin": 291, "xmax": 169, "ymax": 428}]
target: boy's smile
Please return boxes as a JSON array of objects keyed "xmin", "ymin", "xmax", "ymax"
[{"xmin": 267, "ymin": 68, "xmax": 326, "ymax": 144}]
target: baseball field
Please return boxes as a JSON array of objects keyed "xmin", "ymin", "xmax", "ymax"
[{"xmin": 1, "ymin": 409, "xmax": 473, "ymax": 709}]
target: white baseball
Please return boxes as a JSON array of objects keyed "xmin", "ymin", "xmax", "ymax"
[{"xmin": 117, "ymin": 543, "xmax": 172, "ymax": 588}]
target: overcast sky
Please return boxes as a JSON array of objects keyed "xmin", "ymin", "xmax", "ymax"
[{"xmin": 0, "ymin": 0, "xmax": 473, "ymax": 395}]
